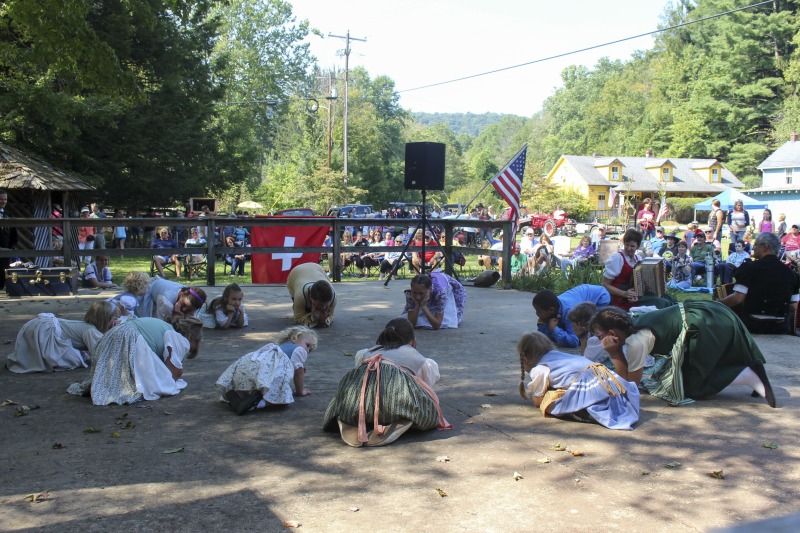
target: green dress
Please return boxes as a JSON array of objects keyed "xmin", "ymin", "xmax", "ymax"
[{"xmin": 632, "ymin": 300, "xmax": 765, "ymax": 401}]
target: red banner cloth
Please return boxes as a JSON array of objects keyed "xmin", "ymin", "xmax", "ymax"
[{"xmin": 250, "ymin": 217, "xmax": 332, "ymax": 283}]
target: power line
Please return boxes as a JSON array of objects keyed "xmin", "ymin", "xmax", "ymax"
[{"xmin": 398, "ymin": 0, "xmax": 773, "ymax": 94}]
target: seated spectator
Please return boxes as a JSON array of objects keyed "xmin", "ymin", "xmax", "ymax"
[
  {"xmin": 410, "ymin": 230, "xmax": 440, "ymax": 273},
  {"xmin": 477, "ymin": 238, "xmax": 497, "ymax": 269},
  {"xmin": 508, "ymin": 244, "xmax": 525, "ymax": 277},
  {"xmin": 657, "ymin": 231, "xmax": 680, "ymax": 275},
  {"xmin": 689, "ymin": 231, "xmax": 715, "ymax": 281},
  {"xmin": 519, "ymin": 228, "xmax": 538, "ymax": 257},
  {"xmin": 151, "ymin": 227, "xmax": 182, "ymax": 278},
  {"xmin": 380, "ymin": 235, "xmax": 407, "ymax": 281},
  {"xmin": 684, "ymin": 221, "xmax": 701, "ymax": 248},
  {"xmin": 560, "ymin": 235, "xmax": 595, "ymax": 274},
  {"xmin": 666, "ymin": 241, "xmax": 693, "ymax": 290},
  {"xmin": 224, "ymin": 235, "xmax": 248, "ymax": 276},
  {"xmin": 82, "ymin": 256, "xmax": 119, "ymax": 289},
  {"xmin": 529, "ymin": 233, "xmax": 557, "ymax": 274},
  {"xmin": 781, "ymin": 224, "xmax": 800, "ymax": 263},
  {"xmin": 720, "ymin": 240, "xmax": 750, "ymax": 284},
  {"xmin": 649, "ymin": 227, "xmax": 667, "ymax": 253},
  {"xmin": 720, "ymin": 232, "xmax": 800, "ymax": 334},
  {"xmin": 590, "ymin": 225, "xmax": 607, "ymax": 249}
]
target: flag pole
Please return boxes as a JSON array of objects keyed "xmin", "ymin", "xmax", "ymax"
[{"xmin": 462, "ymin": 144, "xmax": 528, "ymax": 215}]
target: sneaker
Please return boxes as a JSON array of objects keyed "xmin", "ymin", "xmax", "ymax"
[{"xmin": 224, "ymin": 390, "xmax": 262, "ymax": 415}]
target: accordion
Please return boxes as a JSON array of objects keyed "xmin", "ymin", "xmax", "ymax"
[{"xmin": 632, "ymin": 257, "xmax": 665, "ymax": 297}]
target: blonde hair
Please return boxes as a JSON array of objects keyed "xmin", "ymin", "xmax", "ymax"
[
  {"xmin": 516, "ymin": 332, "xmax": 553, "ymax": 399},
  {"xmin": 123, "ymin": 271, "xmax": 151, "ymax": 295},
  {"xmin": 165, "ymin": 316, "xmax": 204, "ymax": 359},
  {"xmin": 84, "ymin": 301, "xmax": 119, "ymax": 333},
  {"xmin": 276, "ymin": 325, "xmax": 318, "ymax": 351}
]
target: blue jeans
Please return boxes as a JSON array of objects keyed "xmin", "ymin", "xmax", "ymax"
[{"xmin": 730, "ymin": 230, "xmax": 745, "ymax": 244}]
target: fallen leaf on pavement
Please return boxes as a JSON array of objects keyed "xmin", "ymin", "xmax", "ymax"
[
  {"xmin": 537, "ymin": 458, "xmax": 551, "ymax": 464},
  {"xmin": 115, "ymin": 413, "xmax": 129, "ymax": 420},
  {"xmin": 83, "ymin": 427, "xmax": 101, "ymax": 433},
  {"xmin": 162, "ymin": 447, "xmax": 185, "ymax": 454},
  {"xmin": 464, "ymin": 418, "xmax": 476, "ymax": 424},
  {"xmin": 163, "ymin": 411, "xmax": 173, "ymax": 415},
  {"xmin": 52, "ymin": 443, "xmax": 65, "ymax": 449},
  {"xmin": 1, "ymin": 399, "xmax": 18, "ymax": 407},
  {"xmin": 110, "ymin": 432, "xmax": 121, "ymax": 438},
  {"xmin": 665, "ymin": 461, "xmax": 682, "ymax": 469},
  {"xmin": 120, "ymin": 421, "xmax": 135, "ymax": 429},
  {"xmin": 483, "ymin": 392, "xmax": 497, "ymax": 397},
  {"xmin": 435, "ymin": 488, "xmax": 448, "ymax": 497},
  {"xmin": 513, "ymin": 471, "xmax": 523, "ymax": 481},
  {"xmin": 282, "ymin": 520, "xmax": 301, "ymax": 528},
  {"xmin": 344, "ymin": 352, "xmax": 354, "ymax": 357},
  {"xmin": 436, "ymin": 456, "xmax": 450, "ymax": 463},
  {"xmin": 641, "ymin": 470, "xmax": 650, "ymax": 476},
  {"xmin": 350, "ymin": 507, "xmax": 359, "ymax": 512},
  {"xmin": 480, "ymin": 404, "xmax": 493, "ymax": 409},
  {"xmin": 707, "ymin": 470, "xmax": 725, "ymax": 479},
  {"xmin": 549, "ymin": 443, "xmax": 566, "ymax": 451},
  {"xmin": 571, "ymin": 451, "xmax": 585, "ymax": 457},
  {"xmin": 24, "ymin": 490, "xmax": 51, "ymax": 503},
  {"xmin": 762, "ymin": 442, "xmax": 778, "ymax": 449}
]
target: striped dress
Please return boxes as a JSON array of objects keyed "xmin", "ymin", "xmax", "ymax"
[{"xmin": 323, "ymin": 345, "xmax": 445, "ymax": 433}]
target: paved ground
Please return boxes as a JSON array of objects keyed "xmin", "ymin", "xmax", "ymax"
[{"xmin": 1, "ymin": 281, "xmax": 799, "ymax": 533}]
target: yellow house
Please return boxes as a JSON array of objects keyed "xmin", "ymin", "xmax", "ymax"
[{"xmin": 545, "ymin": 154, "xmax": 743, "ymax": 210}]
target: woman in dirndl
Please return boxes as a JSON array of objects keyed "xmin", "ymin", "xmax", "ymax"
[
  {"xmin": 402, "ymin": 272, "xmax": 466, "ymax": 330},
  {"xmin": 68, "ymin": 316, "xmax": 203, "ymax": 405},
  {"xmin": 518, "ymin": 331, "xmax": 639, "ymax": 430},
  {"xmin": 589, "ymin": 302, "xmax": 776, "ymax": 407},
  {"xmin": 323, "ymin": 318, "xmax": 451, "ymax": 447}
]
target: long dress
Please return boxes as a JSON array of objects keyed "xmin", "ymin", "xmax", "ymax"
[
  {"xmin": 631, "ymin": 300, "xmax": 765, "ymax": 403},
  {"xmin": 323, "ymin": 345, "xmax": 449, "ymax": 436},
  {"xmin": 139, "ymin": 278, "xmax": 183, "ymax": 320},
  {"xmin": 6, "ymin": 315, "xmax": 102, "ymax": 373},
  {"xmin": 402, "ymin": 272, "xmax": 466, "ymax": 329},
  {"xmin": 68, "ymin": 317, "xmax": 191, "ymax": 405},
  {"xmin": 526, "ymin": 350, "xmax": 639, "ymax": 430},
  {"xmin": 215, "ymin": 341, "xmax": 307, "ymax": 406}
]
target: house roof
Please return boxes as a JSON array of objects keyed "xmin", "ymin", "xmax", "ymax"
[
  {"xmin": 757, "ymin": 140, "xmax": 800, "ymax": 170},
  {"xmin": 559, "ymin": 155, "xmax": 743, "ymax": 193},
  {"xmin": 0, "ymin": 143, "xmax": 94, "ymax": 191}
]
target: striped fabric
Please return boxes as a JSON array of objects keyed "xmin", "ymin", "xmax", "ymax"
[
  {"xmin": 641, "ymin": 303, "xmax": 694, "ymax": 405},
  {"xmin": 323, "ymin": 362, "xmax": 440, "ymax": 432}
]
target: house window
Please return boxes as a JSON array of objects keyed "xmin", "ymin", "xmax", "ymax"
[
  {"xmin": 787, "ymin": 168, "xmax": 793, "ymax": 185},
  {"xmin": 711, "ymin": 168, "xmax": 719, "ymax": 182},
  {"xmin": 661, "ymin": 167, "xmax": 671, "ymax": 181},
  {"xmin": 598, "ymin": 193, "xmax": 606, "ymax": 209},
  {"xmin": 611, "ymin": 166, "xmax": 619, "ymax": 181}
]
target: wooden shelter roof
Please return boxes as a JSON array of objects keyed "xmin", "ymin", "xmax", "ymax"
[{"xmin": 0, "ymin": 143, "xmax": 94, "ymax": 192}]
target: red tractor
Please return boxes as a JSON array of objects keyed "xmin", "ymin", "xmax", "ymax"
[{"xmin": 505, "ymin": 208, "xmax": 576, "ymax": 237}]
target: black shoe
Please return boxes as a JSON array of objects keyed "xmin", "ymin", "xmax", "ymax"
[
  {"xmin": 225, "ymin": 390, "xmax": 262, "ymax": 415},
  {"xmin": 749, "ymin": 360, "xmax": 776, "ymax": 408}
]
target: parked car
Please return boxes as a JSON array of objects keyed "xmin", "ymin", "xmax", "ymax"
[
  {"xmin": 275, "ymin": 207, "xmax": 315, "ymax": 216},
  {"xmin": 327, "ymin": 204, "xmax": 373, "ymax": 218}
]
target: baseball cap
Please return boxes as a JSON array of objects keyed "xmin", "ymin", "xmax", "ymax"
[
  {"xmin": 80, "ymin": 206, "xmax": 90, "ymax": 213},
  {"xmin": 656, "ymin": 226, "xmax": 665, "ymax": 233},
  {"xmin": 525, "ymin": 229, "xmax": 534, "ymax": 235}
]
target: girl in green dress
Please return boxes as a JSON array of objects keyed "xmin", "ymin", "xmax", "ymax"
[{"xmin": 589, "ymin": 301, "xmax": 776, "ymax": 407}]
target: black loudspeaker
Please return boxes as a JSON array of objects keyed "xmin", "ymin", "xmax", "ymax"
[{"xmin": 404, "ymin": 142, "xmax": 445, "ymax": 191}]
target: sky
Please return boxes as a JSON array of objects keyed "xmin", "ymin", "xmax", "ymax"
[{"xmin": 288, "ymin": 0, "xmax": 671, "ymax": 116}]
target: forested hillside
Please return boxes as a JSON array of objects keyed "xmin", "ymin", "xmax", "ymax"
[
  {"xmin": 1, "ymin": 0, "xmax": 798, "ymax": 218},
  {"xmin": 412, "ymin": 112, "xmax": 520, "ymax": 137}
]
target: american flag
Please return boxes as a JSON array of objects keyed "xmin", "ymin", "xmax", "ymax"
[
  {"xmin": 656, "ymin": 200, "xmax": 668, "ymax": 222},
  {"xmin": 491, "ymin": 146, "xmax": 527, "ymax": 221}
]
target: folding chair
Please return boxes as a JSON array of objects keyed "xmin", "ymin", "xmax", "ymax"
[{"xmin": 183, "ymin": 242, "xmax": 208, "ymax": 280}]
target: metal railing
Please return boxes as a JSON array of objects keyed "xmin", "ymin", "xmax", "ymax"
[{"xmin": 0, "ymin": 216, "xmax": 516, "ymax": 288}]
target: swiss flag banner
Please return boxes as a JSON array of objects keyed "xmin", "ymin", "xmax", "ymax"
[{"xmin": 250, "ymin": 218, "xmax": 331, "ymax": 284}]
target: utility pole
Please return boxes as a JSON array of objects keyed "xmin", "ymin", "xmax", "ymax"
[
  {"xmin": 329, "ymin": 30, "xmax": 366, "ymax": 187},
  {"xmin": 325, "ymin": 73, "xmax": 337, "ymax": 169}
]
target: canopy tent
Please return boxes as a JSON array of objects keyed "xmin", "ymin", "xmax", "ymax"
[{"xmin": 693, "ymin": 188, "xmax": 767, "ymax": 221}]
